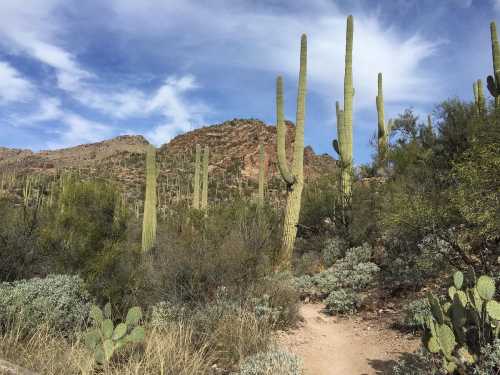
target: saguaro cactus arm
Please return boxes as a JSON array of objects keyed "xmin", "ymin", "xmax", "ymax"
[
  {"xmin": 276, "ymin": 76, "xmax": 295, "ymax": 186},
  {"xmin": 292, "ymin": 33, "xmax": 307, "ymax": 179},
  {"xmin": 487, "ymin": 21, "xmax": 500, "ymax": 104}
]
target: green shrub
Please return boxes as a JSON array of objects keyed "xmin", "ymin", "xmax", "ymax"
[
  {"xmin": 250, "ymin": 272, "xmax": 300, "ymax": 328},
  {"xmin": 149, "ymin": 301, "xmax": 188, "ymax": 327},
  {"xmin": 473, "ymin": 339, "xmax": 500, "ymax": 375},
  {"xmin": 401, "ymin": 298, "xmax": 431, "ymax": 331},
  {"xmin": 239, "ymin": 350, "xmax": 303, "ymax": 375},
  {"xmin": 324, "ymin": 288, "xmax": 362, "ymax": 315},
  {"xmin": 391, "ymin": 349, "xmax": 440, "ymax": 375},
  {"xmin": 294, "ymin": 243, "xmax": 379, "ymax": 303},
  {"xmin": 0, "ymin": 274, "xmax": 91, "ymax": 333},
  {"xmin": 321, "ymin": 237, "xmax": 347, "ymax": 267}
]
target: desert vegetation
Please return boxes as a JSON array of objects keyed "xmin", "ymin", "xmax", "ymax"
[{"xmin": 0, "ymin": 13, "xmax": 499, "ymax": 375}]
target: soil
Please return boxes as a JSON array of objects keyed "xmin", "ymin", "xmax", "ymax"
[{"xmin": 278, "ymin": 303, "xmax": 420, "ymax": 375}]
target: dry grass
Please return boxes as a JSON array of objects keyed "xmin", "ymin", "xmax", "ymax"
[{"xmin": 0, "ymin": 321, "xmax": 210, "ymax": 375}]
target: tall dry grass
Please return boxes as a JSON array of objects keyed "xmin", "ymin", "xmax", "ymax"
[{"xmin": 0, "ymin": 320, "xmax": 210, "ymax": 375}]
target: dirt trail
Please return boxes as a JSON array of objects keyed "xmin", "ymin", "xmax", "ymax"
[{"xmin": 278, "ymin": 304, "xmax": 419, "ymax": 375}]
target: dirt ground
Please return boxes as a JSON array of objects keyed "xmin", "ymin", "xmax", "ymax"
[{"xmin": 278, "ymin": 303, "xmax": 420, "ymax": 375}]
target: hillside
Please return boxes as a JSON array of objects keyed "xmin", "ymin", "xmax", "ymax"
[{"xmin": 0, "ymin": 118, "xmax": 336, "ymax": 205}]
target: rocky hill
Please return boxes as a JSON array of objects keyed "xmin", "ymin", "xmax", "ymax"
[{"xmin": 0, "ymin": 119, "xmax": 336, "ymax": 205}]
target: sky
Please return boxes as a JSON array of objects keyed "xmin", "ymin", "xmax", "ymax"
[{"xmin": 0, "ymin": 0, "xmax": 498, "ymax": 164}]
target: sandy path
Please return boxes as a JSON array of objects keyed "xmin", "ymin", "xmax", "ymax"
[{"xmin": 278, "ymin": 304, "xmax": 419, "ymax": 375}]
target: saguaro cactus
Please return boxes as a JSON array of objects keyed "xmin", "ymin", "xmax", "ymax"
[
  {"xmin": 258, "ymin": 143, "xmax": 265, "ymax": 207},
  {"xmin": 376, "ymin": 72, "xmax": 392, "ymax": 164},
  {"xmin": 192, "ymin": 144, "xmax": 201, "ymax": 209},
  {"xmin": 201, "ymin": 145, "xmax": 209, "ymax": 210},
  {"xmin": 487, "ymin": 21, "xmax": 500, "ymax": 108},
  {"xmin": 473, "ymin": 79, "xmax": 486, "ymax": 116},
  {"xmin": 332, "ymin": 15, "xmax": 354, "ymax": 220},
  {"xmin": 141, "ymin": 145, "xmax": 157, "ymax": 252},
  {"xmin": 275, "ymin": 34, "xmax": 307, "ymax": 271}
]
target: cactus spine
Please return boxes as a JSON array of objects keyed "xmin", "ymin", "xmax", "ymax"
[
  {"xmin": 258, "ymin": 143, "xmax": 265, "ymax": 207},
  {"xmin": 201, "ymin": 145, "xmax": 209, "ymax": 210},
  {"xmin": 192, "ymin": 144, "xmax": 201, "ymax": 209},
  {"xmin": 275, "ymin": 34, "xmax": 307, "ymax": 271},
  {"xmin": 376, "ymin": 72, "xmax": 392, "ymax": 164},
  {"xmin": 141, "ymin": 145, "xmax": 157, "ymax": 252},
  {"xmin": 332, "ymin": 16, "xmax": 354, "ymax": 221},
  {"xmin": 487, "ymin": 21, "xmax": 500, "ymax": 108}
]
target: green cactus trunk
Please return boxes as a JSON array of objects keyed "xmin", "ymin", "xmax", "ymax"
[
  {"xmin": 141, "ymin": 145, "xmax": 157, "ymax": 252},
  {"xmin": 201, "ymin": 145, "xmax": 209, "ymax": 210},
  {"xmin": 487, "ymin": 21, "xmax": 500, "ymax": 109},
  {"xmin": 275, "ymin": 34, "xmax": 307, "ymax": 271},
  {"xmin": 332, "ymin": 16, "xmax": 354, "ymax": 225},
  {"xmin": 192, "ymin": 144, "xmax": 201, "ymax": 209},
  {"xmin": 473, "ymin": 79, "xmax": 486, "ymax": 116},
  {"xmin": 376, "ymin": 72, "xmax": 391, "ymax": 165},
  {"xmin": 258, "ymin": 143, "xmax": 265, "ymax": 207}
]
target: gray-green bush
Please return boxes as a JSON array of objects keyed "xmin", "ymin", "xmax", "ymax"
[
  {"xmin": 239, "ymin": 350, "xmax": 303, "ymax": 375},
  {"xmin": 0, "ymin": 274, "xmax": 91, "ymax": 333}
]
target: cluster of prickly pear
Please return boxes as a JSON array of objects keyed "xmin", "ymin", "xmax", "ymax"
[
  {"xmin": 424, "ymin": 271, "xmax": 500, "ymax": 374},
  {"xmin": 84, "ymin": 303, "xmax": 145, "ymax": 365}
]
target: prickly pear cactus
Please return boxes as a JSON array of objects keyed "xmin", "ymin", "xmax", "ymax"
[
  {"xmin": 423, "ymin": 271, "xmax": 500, "ymax": 373},
  {"xmin": 84, "ymin": 303, "xmax": 145, "ymax": 365}
]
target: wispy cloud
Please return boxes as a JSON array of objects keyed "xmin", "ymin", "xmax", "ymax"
[{"xmin": 0, "ymin": 61, "xmax": 34, "ymax": 103}]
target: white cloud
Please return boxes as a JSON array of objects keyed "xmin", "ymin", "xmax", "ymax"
[
  {"xmin": 108, "ymin": 0, "xmax": 440, "ymax": 108},
  {"xmin": 46, "ymin": 113, "xmax": 112, "ymax": 149},
  {"xmin": 0, "ymin": 61, "xmax": 35, "ymax": 103}
]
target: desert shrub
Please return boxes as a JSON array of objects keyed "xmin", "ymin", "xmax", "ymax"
[
  {"xmin": 149, "ymin": 300, "xmax": 188, "ymax": 327},
  {"xmin": 401, "ymin": 298, "xmax": 430, "ymax": 331},
  {"xmin": 0, "ymin": 199, "xmax": 54, "ymax": 282},
  {"xmin": 391, "ymin": 349, "xmax": 440, "ymax": 375},
  {"xmin": 250, "ymin": 272, "xmax": 300, "ymax": 328},
  {"xmin": 321, "ymin": 237, "xmax": 347, "ymax": 267},
  {"xmin": 189, "ymin": 295, "xmax": 273, "ymax": 367},
  {"xmin": 294, "ymin": 244, "xmax": 379, "ymax": 311},
  {"xmin": 294, "ymin": 251, "xmax": 322, "ymax": 276},
  {"xmin": 0, "ymin": 274, "xmax": 91, "ymax": 334},
  {"xmin": 239, "ymin": 350, "xmax": 303, "ymax": 375},
  {"xmin": 473, "ymin": 339, "xmax": 500, "ymax": 375},
  {"xmin": 324, "ymin": 288, "xmax": 362, "ymax": 315},
  {"xmin": 40, "ymin": 178, "xmax": 133, "ymax": 306},
  {"xmin": 133, "ymin": 200, "xmax": 280, "ymax": 307}
]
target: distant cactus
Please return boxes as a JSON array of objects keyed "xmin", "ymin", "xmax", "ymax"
[
  {"xmin": 201, "ymin": 145, "xmax": 209, "ymax": 210},
  {"xmin": 141, "ymin": 145, "xmax": 157, "ymax": 252},
  {"xmin": 258, "ymin": 143, "xmax": 265, "ymax": 207},
  {"xmin": 275, "ymin": 34, "xmax": 307, "ymax": 271},
  {"xmin": 487, "ymin": 21, "xmax": 500, "ymax": 108},
  {"xmin": 423, "ymin": 271, "xmax": 500, "ymax": 373},
  {"xmin": 473, "ymin": 79, "xmax": 486, "ymax": 116},
  {"xmin": 375, "ymin": 72, "xmax": 392, "ymax": 165},
  {"xmin": 332, "ymin": 15, "xmax": 354, "ymax": 223},
  {"xmin": 192, "ymin": 144, "xmax": 201, "ymax": 209},
  {"xmin": 84, "ymin": 303, "xmax": 145, "ymax": 365}
]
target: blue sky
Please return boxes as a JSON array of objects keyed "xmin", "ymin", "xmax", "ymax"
[{"xmin": 0, "ymin": 0, "xmax": 498, "ymax": 164}]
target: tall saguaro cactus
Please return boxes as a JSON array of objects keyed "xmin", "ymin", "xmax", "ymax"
[
  {"xmin": 376, "ymin": 72, "xmax": 392, "ymax": 164},
  {"xmin": 141, "ymin": 145, "xmax": 157, "ymax": 252},
  {"xmin": 275, "ymin": 34, "xmax": 307, "ymax": 271},
  {"xmin": 201, "ymin": 145, "xmax": 209, "ymax": 210},
  {"xmin": 258, "ymin": 143, "xmax": 265, "ymax": 207},
  {"xmin": 473, "ymin": 79, "xmax": 486, "ymax": 116},
  {"xmin": 192, "ymin": 144, "xmax": 201, "ymax": 209},
  {"xmin": 487, "ymin": 21, "xmax": 500, "ymax": 108},
  {"xmin": 332, "ymin": 15, "xmax": 354, "ymax": 221}
]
